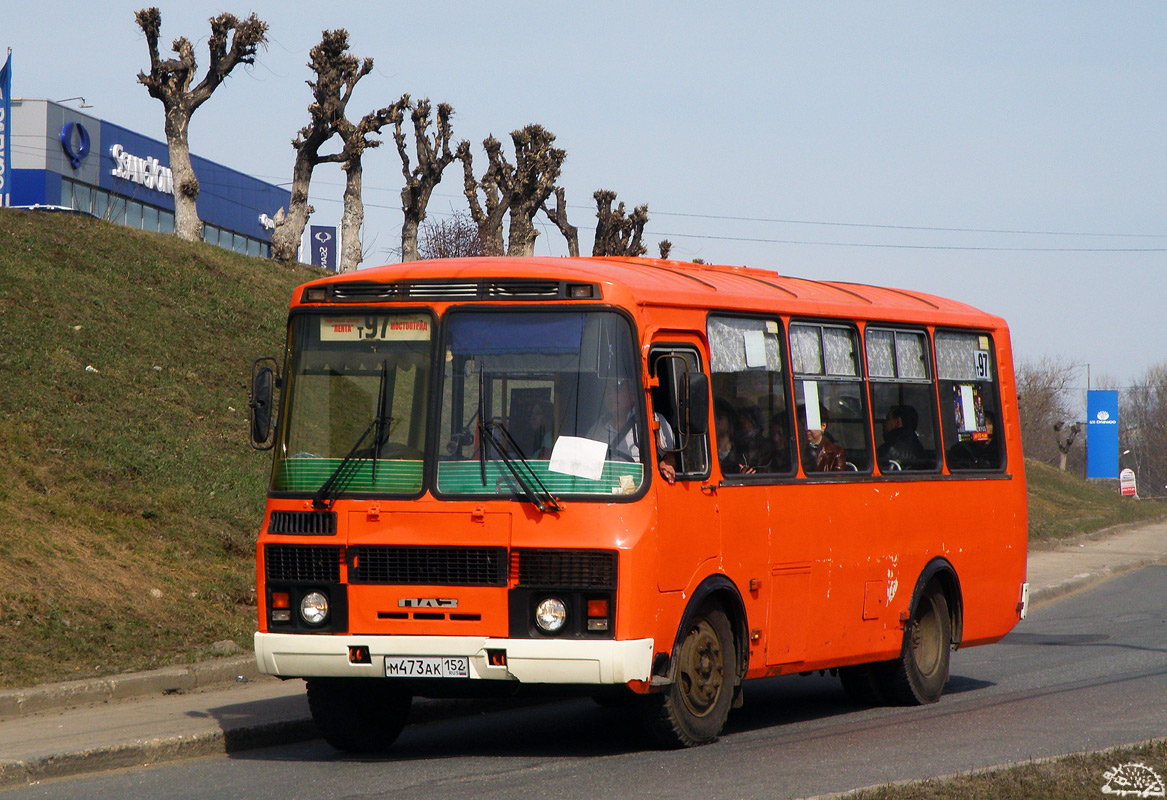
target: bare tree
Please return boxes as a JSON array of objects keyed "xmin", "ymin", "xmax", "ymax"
[
  {"xmin": 456, "ymin": 138, "xmax": 505, "ymax": 255},
  {"xmin": 418, "ymin": 211, "xmax": 484, "ymax": 260},
  {"xmin": 458, "ymin": 125, "xmax": 566, "ymax": 257},
  {"xmin": 541, "ymin": 187, "xmax": 579, "ymax": 257},
  {"xmin": 271, "ymin": 29, "xmax": 377, "ymax": 265},
  {"xmin": 1121, "ymin": 363, "xmax": 1167, "ymax": 498},
  {"xmin": 391, "ymin": 97, "xmax": 461, "ymax": 262},
  {"xmin": 658, "ymin": 239, "xmax": 673, "ymax": 259},
  {"xmin": 1015, "ymin": 356, "xmax": 1083, "ymax": 468},
  {"xmin": 135, "ymin": 7, "xmax": 268, "ymax": 243},
  {"xmin": 592, "ymin": 190, "xmax": 649, "ymax": 257}
]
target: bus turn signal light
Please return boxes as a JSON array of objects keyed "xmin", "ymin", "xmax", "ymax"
[
  {"xmin": 587, "ymin": 599, "xmax": 609, "ymax": 632},
  {"xmin": 271, "ymin": 592, "xmax": 290, "ymax": 609}
]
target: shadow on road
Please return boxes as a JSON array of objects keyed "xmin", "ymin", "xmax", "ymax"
[{"xmin": 218, "ymin": 669, "xmax": 999, "ymax": 763}]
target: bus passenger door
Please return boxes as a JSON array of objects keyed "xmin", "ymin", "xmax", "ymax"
[{"xmin": 649, "ymin": 344, "xmax": 718, "ymax": 592}]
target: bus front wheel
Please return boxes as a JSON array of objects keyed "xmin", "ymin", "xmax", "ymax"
[
  {"xmin": 880, "ymin": 584, "xmax": 952, "ymax": 705},
  {"xmin": 642, "ymin": 606, "xmax": 736, "ymax": 748},
  {"xmin": 306, "ymin": 677, "xmax": 411, "ymax": 753}
]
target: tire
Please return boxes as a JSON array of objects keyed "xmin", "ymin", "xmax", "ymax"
[
  {"xmin": 877, "ymin": 585, "xmax": 952, "ymax": 705},
  {"xmin": 306, "ymin": 678, "xmax": 411, "ymax": 754},
  {"xmin": 642, "ymin": 606, "xmax": 736, "ymax": 748}
]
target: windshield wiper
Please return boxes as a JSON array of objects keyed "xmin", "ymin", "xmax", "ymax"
[
  {"xmin": 312, "ymin": 362, "xmax": 390, "ymax": 510},
  {"xmin": 479, "ymin": 419, "xmax": 562, "ymax": 513}
]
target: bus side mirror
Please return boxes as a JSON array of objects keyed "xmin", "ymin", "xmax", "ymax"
[
  {"xmin": 683, "ymin": 371, "xmax": 709, "ymax": 436},
  {"xmin": 249, "ymin": 357, "xmax": 280, "ymax": 450}
]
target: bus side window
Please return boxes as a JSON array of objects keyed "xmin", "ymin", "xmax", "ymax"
[
  {"xmin": 866, "ymin": 328, "xmax": 940, "ymax": 473},
  {"xmin": 790, "ymin": 322, "xmax": 871, "ymax": 474},
  {"xmin": 707, "ymin": 315, "xmax": 794, "ymax": 478},
  {"xmin": 650, "ymin": 348, "xmax": 710, "ymax": 480},
  {"xmin": 935, "ymin": 330, "xmax": 1003, "ymax": 472}
]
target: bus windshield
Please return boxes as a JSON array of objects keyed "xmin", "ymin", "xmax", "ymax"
[
  {"xmin": 272, "ymin": 312, "xmax": 434, "ymax": 496},
  {"xmin": 437, "ymin": 310, "xmax": 647, "ymax": 498}
]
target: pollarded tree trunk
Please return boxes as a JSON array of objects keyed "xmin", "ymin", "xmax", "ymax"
[
  {"xmin": 270, "ymin": 158, "xmax": 314, "ymax": 263},
  {"xmin": 162, "ymin": 102, "xmax": 202, "ymax": 241},
  {"xmin": 339, "ymin": 159, "xmax": 365, "ymax": 273}
]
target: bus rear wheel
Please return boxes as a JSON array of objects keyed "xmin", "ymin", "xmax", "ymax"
[
  {"xmin": 879, "ymin": 585, "xmax": 952, "ymax": 705},
  {"xmin": 306, "ymin": 678, "xmax": 411, "ymax": 753},
  {"xmin": 642, "ymin": 606, "xmax": 736, "ymax": 748}
]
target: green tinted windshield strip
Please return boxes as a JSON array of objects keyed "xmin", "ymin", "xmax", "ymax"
[
  {"xmin": 437, "ymin": 460, "xmax": 643, "ymax": 496},
  {"xmin": 275, "ymin": 459, "xmax": 423, "ymax": 493}
]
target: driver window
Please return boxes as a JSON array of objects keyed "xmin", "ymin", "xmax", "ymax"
[{"xmin": 650, "ymin": 348, "xmax": 710, "ymax": 480}]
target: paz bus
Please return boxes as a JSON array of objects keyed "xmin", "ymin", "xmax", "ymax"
[{"xmin": 248, "ymin": 256, "xmax": 1028, "ymax": 751}]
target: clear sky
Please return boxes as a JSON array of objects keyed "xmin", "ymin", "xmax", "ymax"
[{"xmin": 7, "ymin": 2, "xmax": 1167, "ymax": 387}]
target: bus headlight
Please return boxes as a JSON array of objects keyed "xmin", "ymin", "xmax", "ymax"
[
  {"xmin": 300, "ymin": 591, "xmax": 330, "ymax": 626},
  {"xmin": 534, "ymin": 597, "xmax": 567, "ymax": 633}
]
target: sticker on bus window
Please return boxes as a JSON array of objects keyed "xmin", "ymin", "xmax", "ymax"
[
  {"xmin": 744, "ymin": 330, "xmax": 766, "ymax": 368},
  {"xmin": 320, "ymin": 315, "xmax": 431, "ymax": 342},
  {"xmin": 954, "ymin": 384, "xmax": 986, "ymax": 436},
  {"xmin": 803, "ymin": 381, "xmax": 821, "ymax": 430},
  {"xmin": 974, "ymin": 349, "xmax": 992, "ymax": 380}
]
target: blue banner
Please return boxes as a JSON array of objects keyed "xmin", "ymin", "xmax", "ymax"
[
  {"xmin": 310, "ymin": 225, "xmax": 337, "ymax": 271},
  {"xmin": 1086, "ymin": 390, "xmax": 1119, "ymax": 479},
  {"xmin": 0, "ymin": 50, "xmax": 11, "ymax": 199}
]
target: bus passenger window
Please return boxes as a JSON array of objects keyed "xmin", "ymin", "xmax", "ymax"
[
  {"xmin": 867, "ymin": 328, "xmax": 940, "ymax": 472},
  {"xmin": 790, "ymin": 323, "xmax": 871, "ymax": 474},
  {"xmin": 650, "ymin": 349, "xmax": 710, "ymax": 480},
  {"xmin": 935, "ymin": 331, "xmax": 1003, "ymax": 471},
  {"xmin": 707, "ymin": 316, "xmax": 795, "ymax": 477}
]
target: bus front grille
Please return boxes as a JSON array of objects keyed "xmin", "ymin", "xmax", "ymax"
[
  {"xmin": 515, "ymin": 549, "xmax": 617, "ymax": 589},
  {"xmin": 267, "ymin": 510, "xmax": 337, "ymax": 535},
  {"xmin": 265, "ymin": 544, "xmax": 343, "ymax": 583},
  {"xmin": 349, "ymin": 546, "xmax": 508, "ymax": 586}
]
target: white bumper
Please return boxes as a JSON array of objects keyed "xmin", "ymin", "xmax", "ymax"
[{"xmin": 254, "ymin": 632, "xmax": 655, "ymax": 685}]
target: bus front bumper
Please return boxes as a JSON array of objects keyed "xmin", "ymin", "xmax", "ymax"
[{"xmin": 254, "ymin": 632, "xmax": 655, "ymax": 685}]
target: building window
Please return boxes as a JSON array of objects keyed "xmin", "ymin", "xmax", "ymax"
[{"xmin": 143, "ymin": 205, "xmax": 159, "ymax": 232}]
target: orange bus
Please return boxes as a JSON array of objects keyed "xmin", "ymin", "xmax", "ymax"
[{"xmin": 248, "ymin": 256, "xmax": 1028, "ymax": 751}]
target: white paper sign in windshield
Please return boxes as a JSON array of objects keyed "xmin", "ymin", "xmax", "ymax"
[{"xmin": 549, "ymin": 436, "xmax": 609, "ymax": 481}]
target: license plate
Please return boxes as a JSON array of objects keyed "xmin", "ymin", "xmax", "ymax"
[{"xmin": 384, "ymin": 656, "xmax": 469, "ymax": 678}]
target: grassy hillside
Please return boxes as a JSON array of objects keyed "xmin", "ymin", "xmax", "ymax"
[
  {"xmin": 0, "ymin": 209, "xmax": 320, "ymax": 688},
  {"xmin": 1024, "ymin": 458, "xmax": 1165, "ymax": 542},
  {"xmin": 0, "ymin": 210, "xmax": 1162, "ymax": 690}
]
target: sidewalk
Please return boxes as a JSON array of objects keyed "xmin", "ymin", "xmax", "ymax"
[{"xmin": 2, "ymin": 520, "xmax": 1165, "ymax": 788}]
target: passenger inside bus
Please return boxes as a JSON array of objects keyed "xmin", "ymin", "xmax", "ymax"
[
  {"xmin": 733, "ymin": 405, "xmax": 776, "ymax": 473},
  {"xmin": 801, "ymin": 404, "xmax": 846, "ymax": 473},
  {"xmin": 877, "ymin": 404, "xmax": 929, "ymax": 471},
  {"xmin": 586, "ymin": 378, "xmax": 677, "ymax": 483},
  {"xmin": 946, "ymin": 411, "xmax": 999, "ymax": 470},
  {"xmin": 715, "ymin": 402, "xmax": 744, "ymax": 475},
  {"xmin": 770, "ymin": 413, "xmax": 792, "ymax": 471}
]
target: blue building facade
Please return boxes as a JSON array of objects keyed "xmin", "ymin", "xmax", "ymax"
[{"xmin": 7, "ymin": 99, "xmax": 289, "ymax": 257}]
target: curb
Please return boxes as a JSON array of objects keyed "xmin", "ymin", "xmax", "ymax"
[
  {"xmin": 0, "ymin": 718, "xmax": 318, "ymax": 789},
  {"xmin": 0, "ymin": 655, "xmax": 259, "ymax": 722},
  {"xmin": 1027, "ymin": 555, "xmax": 1167, "ymax": 609},
  {"xmin": 0, "ymin": 696, "xmax": 534, "ymax": 789}
]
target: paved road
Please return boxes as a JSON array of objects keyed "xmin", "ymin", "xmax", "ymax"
[{"xmin": 5, "ymin": 565, "xmax": 1164, "ymax": 800}]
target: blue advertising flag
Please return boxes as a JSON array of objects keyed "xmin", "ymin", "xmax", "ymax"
[
  {"xmin": 1086, "ymin": 390, "xmax": 1119, "ymax": 479},
  {"xmin": 309, "ymin": 225, "xmax": 337, "ymax": 271},
  {"xmin": 0, "ymin": 50, "xmax": 11, "ymax": 199}
]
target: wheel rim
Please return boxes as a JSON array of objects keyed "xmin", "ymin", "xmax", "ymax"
[
  {"xmin": 910, "ymin": 595, "xmax": 942, "ymax": 677},
  {"xmin": 677, "ymin": 618, "xmax": 724, "ymax": 717}
]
